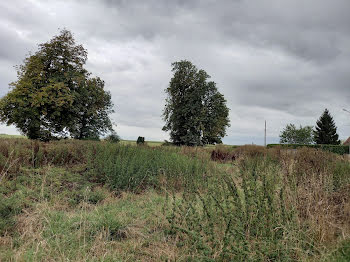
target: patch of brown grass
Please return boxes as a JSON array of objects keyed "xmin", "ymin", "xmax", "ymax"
[{"xmin": 273, "ymin": 147, "xmax": 350, "ymax": 246}]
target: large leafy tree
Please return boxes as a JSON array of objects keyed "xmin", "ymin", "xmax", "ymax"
[
  {"xmin": 0, "ymin": 29, "xmax": 114, "ymax": 140},
  {"xmin": 69, "ymin": 77, "xmax": 113, "ymax": 140},
  {"xmin": 163, "ymin": 60, "xmax": 230, "ymax": 146},
  {"xmin": 279, "ymin": 124, "xmax": 314, "ymax": 144},
  {"xmin": 313, "ymin": 109, "xmax": 340, "ymax": 145}
]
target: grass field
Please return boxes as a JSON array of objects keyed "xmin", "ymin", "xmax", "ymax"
[
  {"xmin": 120, "ymin": 139, "xmax": 241, "ymax": 148},
  {"xmin": 0, "ymin": 134, "xmax": 25, "ymax": 139},
  {"xmin": 0, "ymin": 139, "xmax": 350, "ymax": 261},
  {"xmin": 119, "ymin": 140, "xmax": 164, "ymax": 147}
]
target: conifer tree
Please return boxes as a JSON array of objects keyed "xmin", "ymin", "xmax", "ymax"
[{"xmin": 313, "ymin": 109, "xmax": 340, "ymax": 145}]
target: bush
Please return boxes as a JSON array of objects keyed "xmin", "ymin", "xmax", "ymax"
[{"xmin": 105, "ymin": 132, "xmax": 120, "ymax": 143}]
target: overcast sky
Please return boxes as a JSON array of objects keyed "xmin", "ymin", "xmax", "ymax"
[{"xmin": 1, "ymin": 0, "xmax": 350, "ymax": 144}]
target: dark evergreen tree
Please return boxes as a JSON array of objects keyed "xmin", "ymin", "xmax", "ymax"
[
  {"xmin": 162, "ymin": 60, "xmax": 230, "ymax": 146},
  {"xmin": 313, "ymin": 109, "xmax": 340, "ymax": 145}
]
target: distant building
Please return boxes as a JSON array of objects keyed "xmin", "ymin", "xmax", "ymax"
[{"xmin": 343, "ymin": 137, "xmax": 350, "ymax": 145}]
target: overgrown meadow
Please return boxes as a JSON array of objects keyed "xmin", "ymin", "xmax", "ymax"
[{"xmin": 0, "ymin": 139, "xmax": 350, "ymax": 261}]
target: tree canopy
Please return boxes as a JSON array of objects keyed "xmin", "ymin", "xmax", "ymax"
[
  {"xmin": 0, "ymin": 29, "xmax": 114, "ymax": 140},
  {"xmin": 279, "ymin": 124, "xmax": 314, "ymax": 144},
  {"xmin": 314, "ymin": 109, "xmax": 340, "ymax": 145},
  {"xmin": 162, "ymin": 60, "xmax": 230, "ymax": 146}
]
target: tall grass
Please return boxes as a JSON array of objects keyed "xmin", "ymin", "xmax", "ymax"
[
  {"xmin": 87, "ymin": 143, "xmax": 211, "ymax": 192},
  {"xmin": 1, "ymin": 139, "xmax": 349, "ymax": 261},
  {"xmin": 0, "ymin": 138, "xmax": 211, "ymax": 192},
  {"xmin": 165, "ymin": 147, "xmax": 350, "ymax": 261},
  {"xmin": 166, "ymin": 156, "xmax": 304, "ymax": 261}
]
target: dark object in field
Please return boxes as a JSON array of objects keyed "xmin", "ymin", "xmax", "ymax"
[
  {"xmin": 137, "ymin": 136, "xmax": 145, "ymax": 145},
  {"xmin": 211, "ymin": 150, "xmax": 235, "ymax": 162}
]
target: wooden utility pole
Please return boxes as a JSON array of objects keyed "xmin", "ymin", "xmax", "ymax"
[{"xmin": 343, "ymin": 109, "xmax": 350, "ymax": 155}]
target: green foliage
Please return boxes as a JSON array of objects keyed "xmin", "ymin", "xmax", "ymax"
[
  {"xmin": 267, "ymin": 143, "xmax": 349, "ymax": 155},
  {"xmin": 0, "ymin": 139, "xmax": 209, "ymax": 193},
  {"xmin": 87, "ymin": 143, "xmax": 209, "ymax": 192},
  {"xmin": 280, "ymin": 124, "xmax": 314, "ymax": 144},
  {"xmin": 330, "ymin": 240, "xmax": 350, "ymax": 261},
  {"xmin": 3, "ymin": 191, "xmax": 165, "ymax": 261},
  {"xmin": 333, "ymin": 161, "xmax": 350, "ymax": 190},
  {"xmin": 0, "ymin": 194, "xmax": 22, "ymax": 235},
  {"xmin": 314, "ymin": 109, "xmax": 340, "ymax": 145},
  {"xmin": 69, "ymin": 77, "xmax": 114, "ymax": 140},
  {"xmin": 166, "ymin": 157, "xmax": 304, "ymax": 261},
  {"xmin": 106, "ymin": 131, "xmax": 121, "ymax": 143},
  {"xmin": 0, "ymin": 138, "xmax": 350, "ymax": 261},
  {"xmin": 0, "ymin": 29, "xmax": 113, "ymax": 140},
  {"xmin": 163, "ymin": 60, "xmax": 230, "ymax": 146}
]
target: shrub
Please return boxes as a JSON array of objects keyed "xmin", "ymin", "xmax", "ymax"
[
  {"xmin": 210, "ymin": 149, "xmax": 235, "ymax": 162},
  {"xmin": 105, "ymin": 131, "xmax": 120, "ymax": 143}
]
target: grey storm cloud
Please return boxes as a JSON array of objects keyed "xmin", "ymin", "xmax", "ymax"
[{"xmin": 0, "ymin": 0, "xmax": 350, "ymax": 144}]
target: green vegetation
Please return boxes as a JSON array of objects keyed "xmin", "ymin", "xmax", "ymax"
[
  {"xmin": 267, "ymin": 143, "xmax": 349, "ymax": 155},
  {"xmin": 162, "ymin": 60, "xmax": 230, "ymax": 146},
  {"xmin": 314, "ymin": 109, "xmax": 340, "ymax": 145},
  {"xmin": 120, "ymin": 139, "xmax": 163, "ymax": 147},
  {"xmin": 0, "ymin": 21, "xmax": 348, "ymax": 262},
  {"xmin": 0, "ymin": 138, "xmax": 350, "ymax": 261},
  {"xmin": 86, "ymin": 142, "xmax": 209, "ymax": 192},
  {"xmin": 0, "ymin": 30, "xmax": 114, "ymax": 141},
  {"xmin": 105, "ymin": 131, "xmax": 121, "ymax": 143},
  {"xmin": 167, "ymin": 157, "xmax": 301, "ymax": 260},
  {"xmin": 280, "ymin": 123, "xmax": 314, "ymax": 144},
  {"xmin": 168, "ymin": 147, "xmax": 350, "ymax": 261},
  {"xmin": 0, "ymin": 134, "xmax": 25, "ymax": 139}
]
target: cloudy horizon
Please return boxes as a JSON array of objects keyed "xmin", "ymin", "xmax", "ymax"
[{"xmin": 1, "ymin": 0, "xmax": 350, "ymax": 144}]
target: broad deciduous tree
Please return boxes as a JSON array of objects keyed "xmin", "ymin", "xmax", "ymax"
[
  {"xmin": 163, "ymin": 60, "xmax": 230, "ymax": 146},
  {"xmin": 279, "ymin": 124, "xmax": 314, "ymax": 144},
  {"xmin": 0, "ymin": 29, "xmax": 114, "ymax": 140}
]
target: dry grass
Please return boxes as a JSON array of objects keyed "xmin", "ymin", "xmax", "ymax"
[
  {"xmin": 1, "ymin": 190, "xmax": 179, "ymax": 262},
  {"xmin": 1, "ymin": 139, "xmax": 350, "ymax": 261}
]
